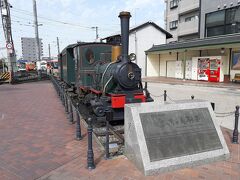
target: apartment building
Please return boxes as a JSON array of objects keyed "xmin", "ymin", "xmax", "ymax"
[
  {"xmin": 200, "ymin": 0, "xmax": 240, "ymax": 38},
  {"xmin": 165, "ymin": 0, "xmax": 200, "ymax": 43},
  {"xmin": 21, "ymin": 37, "xmax": 43, "ymax": 62}
]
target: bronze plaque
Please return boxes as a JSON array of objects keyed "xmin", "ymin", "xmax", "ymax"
[{"xmin": 140, "ymin": 108, "xmax": 222, "ymax": 162}]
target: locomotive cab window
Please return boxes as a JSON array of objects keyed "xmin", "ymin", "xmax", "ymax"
[{"xmin": 85, "ymin": 48, "xmax": 95, "ymax": 64}]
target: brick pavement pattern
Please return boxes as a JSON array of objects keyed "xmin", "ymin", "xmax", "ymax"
[
  {"xmin": 0, "ymin": 81, "xmax": 240, "ymax": 180},
  {"xmin": 0, "ymin": 81, "xmax": 82, "ymax": 179}
]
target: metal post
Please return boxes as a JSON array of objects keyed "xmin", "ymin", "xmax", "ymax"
[
  {"xmin": 3, "ymin": 60, "xmax": 5, "ymax": 73},
  {"xmin": 33, "ymin": 0, "xmax": 41, "ymax": 79},
  {"xmin": 164, "ymin": 90, "xmax": 167, "ymax": 102},
  {"xmin": 96, "ymin": 27, "xmax": 99, "ymax": 40},
  {"xmin": 57, "ymin": 37, "xmax": 60, "ymax": 55},
  {"xmin": 59, "ymin": 83, "xmax": 62, "ymax": 99},
  {"xmin": 211, "ymin": 102, "xmax": 215, "ymax": 111},
  {"xmin": 76, "ymin": 103, "xmax": 82, "ymax": 140},
  {"xmin": 105, "ymin": 110, "xmax": 113, "ymax": 159},
  {"xmin": 191, "ymin": 95, "xmax": 194, "ymax": 100},
  {"xmin": 57, "ymin": 83, "xmax": 60, "ymax": 97},
  {"xmin": 87, "ymin": 117, "xmax": 95, "ymax": 169},
  {"xmin": 91, "ymin": 26, "xmax": 99, "ymax": 40},
  {"xmin": 0, "ymin": 0, "xmax": 17, "ymax": 83},
  {"xmin": 144, "ymin": 82, "xmax": 148, "ymax": 89},
  {"xmin": 233, "ymin": 106, "xmax": 239, "ymax": 144},
  {"xmin": 68, "ymin": 95, "xmax": 74, "ymax": 124},
  {"xmin": 61, "ymin": 85, "xmax": 64, "ymax": 105},
  {"xmin": 48, "ymin": 43, "xmax": 51, "ymax": 60},
  {"xmin": 65, "ymin": 91, "xmax": 69, "ymax": 114}
]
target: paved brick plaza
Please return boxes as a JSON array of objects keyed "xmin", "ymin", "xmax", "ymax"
[{"xmin": 0, "ymin": 81, "xmax": 239, "ymax": 180}]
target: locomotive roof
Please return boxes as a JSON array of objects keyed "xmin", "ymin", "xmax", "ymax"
[
  {"xmin": 60, "ymin": 42, "xmax": 112, "ymax": 54},
  {"xmin": 60, "ymin": 43, "xmax": 78, "ymax": 54},
  {"xmin": 73, "ymin": 42, "xmax": 113, "ymax": 47}
]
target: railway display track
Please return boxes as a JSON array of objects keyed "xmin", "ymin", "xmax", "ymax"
[{"xmin": 51, "ymin": 75, "xmax": 125, "ymax": 158}]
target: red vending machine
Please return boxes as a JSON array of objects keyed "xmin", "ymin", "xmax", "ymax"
[
  {"xmin": 192, "ymin": 56, "xmax": 224, "ymax": 82},
  {"xmin": 208, "ymin": 59, "xmax": 220, "ymax": 82}
]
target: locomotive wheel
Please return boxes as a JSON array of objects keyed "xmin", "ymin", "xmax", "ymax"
[{"xmin": 83, "ymin": 93, "xmax": 94, "ymax": 105}]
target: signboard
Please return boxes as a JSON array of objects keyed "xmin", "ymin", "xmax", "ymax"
[
  {"xmin": 232, "ymin": 51, "xmax": 240, "ymax": 70},
  {"xmin": 140, "ymin": 108, "xmax": 222, "ymax": 162}
]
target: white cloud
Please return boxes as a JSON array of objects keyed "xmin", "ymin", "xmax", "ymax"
[{"xmin": 124, "ymin": 0, "xmax": 164, "ymax": 11}]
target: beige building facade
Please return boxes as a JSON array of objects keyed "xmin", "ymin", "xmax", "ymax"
[{"xmin": 146, "ymin": 35, "xmax": 240, "ymax": 82}]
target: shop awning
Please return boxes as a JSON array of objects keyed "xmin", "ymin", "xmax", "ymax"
[{"xmin": 146, "ymin": 34, "xmax": 240, "ymax": 54}]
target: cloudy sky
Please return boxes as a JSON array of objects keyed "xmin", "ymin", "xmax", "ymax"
[{"xmin": 0, "ymin": 0, "xmax": 165, "ymax": 59}]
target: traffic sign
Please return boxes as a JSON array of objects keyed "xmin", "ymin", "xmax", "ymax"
[{"xmin": 6, "ymin": 43, "xmax": 13, "ymax": 49}]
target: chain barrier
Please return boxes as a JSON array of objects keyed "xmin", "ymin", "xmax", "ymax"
[
  {"xmin": 215, "ymin": 112, "xmax": 235, "ymax": 117},
  {"xmin": 149, "ymin": 90, "xmax": 235, "ymax": 118},
  {"xmin": 149, "ymin": 93, "xmax": 164, "ymax": 98},
  {"xmin": 215, "ymin": 111, "xmax": 235, "ymax": 114},
  {"xmin": 166, "ymin": 95, "xmax": 176, "ymax": 102},
  {"xmin": 149, "ymin": 92, "xmax": 177, "ymax": 102}
]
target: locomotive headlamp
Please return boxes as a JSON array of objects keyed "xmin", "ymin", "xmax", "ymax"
[
  {"xmin": 128, "ymin": 72, "xmax": 135, "ymax": 80},
  {"xmin": 129, "ymin": 53, "xmax": 136, "ymax": 61}
]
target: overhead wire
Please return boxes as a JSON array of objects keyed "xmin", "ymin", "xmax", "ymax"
[
  {"xmin": 11, "ymin": 20, "xmax": 34, "ymax": 27},
  {"xmin": 11, "ymin": 8, "xmax": 93, "ymax": 29},
  {"xmin": 1, "ymin": 6, "xmax": 119, "ymax": 57},
  {"xmin": 10, "ymin": 7, "xmax": 117, "ymax": 32}
]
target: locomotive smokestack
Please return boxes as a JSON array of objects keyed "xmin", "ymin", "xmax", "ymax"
[{"xmin": 119, "ymin": 11, "xmax": 131, "ymax": 63}]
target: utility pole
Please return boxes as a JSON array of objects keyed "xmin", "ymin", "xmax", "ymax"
[
  {"xmin": 56, "ymin": 37, "xmax": 60, "ymax": 55},
  {"xmin": 0, "ymin": 0, "xmax": 16, "ymax": 83},
  {"xmin": 48, "ymin": 44, "xmax": 51, "ymax": 60},
  {"xmin": 91, "ymin": 26, "xmax": 99, "ymax": 41},
  {"xmin": 32, "ymin": 0, "xmax": 41, "ymax": 76}
]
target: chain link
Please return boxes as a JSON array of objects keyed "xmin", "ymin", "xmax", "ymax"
[
  {"xmin": 167, "ymin": 95, "xmax": 176, "ymax": 102},
  {"xmin": 148, "ymin": 91, "xmax": 237, "ymax": 118},
  {"xmin": 149, "ymin": 93, "xmax": 164, "ymax": 98}
]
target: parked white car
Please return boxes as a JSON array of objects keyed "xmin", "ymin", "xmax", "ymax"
[{"xmin": 40, "ymin": 61, "xmax": 47, "ymax": 70}]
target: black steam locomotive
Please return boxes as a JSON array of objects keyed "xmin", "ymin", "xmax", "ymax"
[{"xmin": 58, "ymin": 11, "xmax": 153, "ymax": 122}]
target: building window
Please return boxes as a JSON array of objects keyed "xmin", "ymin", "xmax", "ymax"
[
  {"xmin": 205, "ymin": 5, "xmax": 240, "ymax": 37},
  {"xmin": 170, "ymin": 0, "xmax": 178, "ymax": 9},
  {"xmin": 170, "ymin": 20, "xmax": 178, "ymax": 30},
  {"xmin": 185, "ymin": 16, "xmax": 197, "ymax": 22}
]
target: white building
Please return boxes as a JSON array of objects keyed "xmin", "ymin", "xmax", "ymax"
[
  {"xmin": 21, "ymin": 37, "xmax": 43, "ymax": 62},
  {"xmin": 103, "ymin": 22, "xmax": 172, "ymax": 77}
]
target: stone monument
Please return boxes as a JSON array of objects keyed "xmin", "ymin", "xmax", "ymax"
[{"xmin": 124, "ymin": 100, "xmax": 229, "ymax": 176}]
